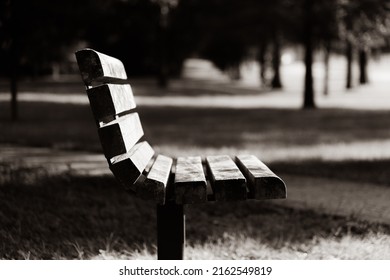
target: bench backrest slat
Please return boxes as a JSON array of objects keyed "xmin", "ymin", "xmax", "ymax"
[
  {"xmin": 141, "ymin": 155, "xmax": 173, "ymax": 205},
  {"xmin": 110, "ymin": 141, "xmax": 155, "ymax": 190},
  {"xmin": 75, "ymin": 49, "xmax": 127, "ymax": 86},
  {"xmin": 87, "ymin": 84, "xmax": 136, "ymax": 123},
  {"xmin": 98, "ymin": 113, "xmax": 144, "ymax": 159},
  {"xmin": 75, "ymin": 48, "xmax": 155, "ymax": 192}
]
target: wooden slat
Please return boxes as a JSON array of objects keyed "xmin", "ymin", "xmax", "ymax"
[
  {"xmin": 236, "ymin": 155, "xmax": 286, "ymax": 199},
  {"xmin": 136, "ymin": 155, "xmax": 173, "ymax": 204},
  {"xmin": 98, "ymin": 113, "xmax": 143, "ymax": 159},
  {"xmin": 206, "ymin": 155, "xmax": 247, "ymax": 201},
  {"xmin": 87, "ymin": 84, "xmax": 136, "ymax": 122},
  {"xmin": 75, "ymin": 48, "xmax": 127, "ymax": 85},
  {"xmin": 174, "ymin": 156, "xmax": 207, "ymax": 204},
  {"xmin": 109, "ymin": 141, "xmax": 154, "ymax": 191}
]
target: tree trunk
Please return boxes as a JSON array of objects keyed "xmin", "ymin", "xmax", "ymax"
[
  {"xmin": 303, "ymin": 0, "xmax": 315, "ymax": 109},
  {"xmin": 158, "ymin": 34, "xmax": 168, "ymax": 88},
  {"xmin": 3, "ymin": 0, "xmax": 19, "ymax": 121},
  {"xmin": 10, "ymin": 30, "xmax": 19, "ymax": 121},
  {"xmin": 323, "ymin": 41, "xmax": 331, "ymax": 96},
  {"xmin": 258, "ymin": 41, "xmax": 268, "ymax": 87},
  {"xmin": 346, "ymin": 40, "xmax": 353, "ymax": 89},
  {"xmin": 158, "ymin": 10, "xmax": 169, "ymax": 88},
  {"xmin": 158, "ymin": 64, "xmax": 168, "ymax": 88},
  {"xmin": 228, "ymin": 63, "xmax": 241, "ymax": 80},
  {"xmin": 10, "ymin": 65, "xmax": 18, "ymax": 122},
  {"xmin": 271, "ymin": 34, "xmax": 282, "ymax": 89},
  {"xmin": 359, "ymin": 48, "xmax": 368, "ymax": 84}
]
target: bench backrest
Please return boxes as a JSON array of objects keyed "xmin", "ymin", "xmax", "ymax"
[{"xmin": 75, "ymin": 49, "xmax": 154, "ymax": 190}]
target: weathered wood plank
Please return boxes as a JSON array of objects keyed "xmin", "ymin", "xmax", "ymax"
[
  {"xmin": 98, "ymin": 113, "xmax": 143, "ymax": 159},
  {"xmin": 236, "ymin": 155, "xmax": 286, "ymax": 199},
  {"xmin": 87, "ymin": 84, "xmax": 136, "ymax": 122},
  {"xmin": 75, "ymin": 49, "xmax": 127, "ymax": 85},
  {"xmin": 174, "ymin": 156, "xmax": 207, "ymax": 204},
  {"xmin": 206, "ymin": 155, "xmax": 247, "ymax": 201},
  {"xmin": 136, "ymin": 155, "xmax": 173, "ymax": 204},
  {"xmin": 109, "ymin": 141, "xmax": 154, "ymax": 191}
]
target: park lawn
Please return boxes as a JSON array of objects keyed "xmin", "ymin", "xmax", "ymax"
[
  {"xmin": 1, "ymin": 101, "xmax": 390, "ymax": 185},
  {"xmin": 1, "ymin": 167, "xmax": 390, "ymax": 260},
  {"xmin": 2, "ymin": 101, "xmax": 390, "ymax": 153},
  {"xmin": 1, "ymin": 99, "xmax": 390, "ymax": 259}
]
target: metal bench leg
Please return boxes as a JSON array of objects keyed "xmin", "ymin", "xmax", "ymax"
[{"xmin": 157, "ymin": 202, "xmax": 185, "ymax": 260}]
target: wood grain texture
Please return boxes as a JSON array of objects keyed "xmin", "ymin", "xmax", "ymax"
[
  {"xmin": 75, "ymin": 49, "xmax": 127, "ymax": 85},
  {"xmin": 206, "ymin": 155, "xmax": 247, "ymax": 201},
  {"xmin": 109, "ymin": 141, "xmax": 154, "ymax": 190},
  {"xmin": 137, "ymin": 155, "xmax": 173, "ymax": 204},
  {"xmin": 98, "ymin": 113, "xmax": 143, "ymax": 159},
  {"xmin": 87, "ymin": 84, "xmax": 136, "ymax": 122},
  {"xmin": 236, "ymin": 155, "xmax": 286, "ymax": 199},
  {"xmin": 174, "ymin": 156, "xmax": 207, "ymax": 204}
]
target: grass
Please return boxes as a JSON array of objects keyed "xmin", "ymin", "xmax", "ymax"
[
  {"xmin": 2, "ymin": 101, "xmax": 390, "ymax": 185},
  {"xmin": 3, "ymin": 102, "xmax": 390, "ymax": 150},
  {"xmin": 1, "ymin": 87, "xmax": 390, "ymax": 259},
  {"xmin": 1, "ymin": 166, "xmax": 389, "ymax": 260}
]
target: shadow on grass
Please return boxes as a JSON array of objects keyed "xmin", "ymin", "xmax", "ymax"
[
  {"xmin": 2, "ymin": 102, "xmax": 390, "ymax": 150},
  {"xmin": 2, "ymin": 102, "xmax": 390, "ymax": 258},
  {"xmin": 1, "ymin": 170, "xmax": 389, "ymax": 259},
  {"xmin": 271, "ymin": 159, "xmax": 390, "ymax": 187}
]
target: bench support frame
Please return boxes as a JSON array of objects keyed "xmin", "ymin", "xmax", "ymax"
[{"xmin": 157, "ymin": 203, "xmax": 185, "ymax": 260}]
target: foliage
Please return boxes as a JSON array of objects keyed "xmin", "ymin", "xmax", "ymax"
[
  {"xmin": 84, "ymin": 0, "xmax": 162, "ymax": 76},
  {"xmin": 0, "ymin": 0, "xmax": 168, "ymax": 77},
  {"xmin": 339, "ymin": 0, "xmax": 390, "ymax": 49},
  {"xmin": 0, "ymin": 0, "xmax": 88, "ymax": 76},
  {"xmin": 1, "ymin": 0, "xmax": 390, "ymax": 79}
]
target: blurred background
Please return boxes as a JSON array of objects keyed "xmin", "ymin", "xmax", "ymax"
[{"xmin": 1, "ymin": 0, "xmax": 390, "ymax": 259}]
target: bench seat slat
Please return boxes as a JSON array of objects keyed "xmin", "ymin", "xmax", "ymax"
[
  {"xmin": 110, "ymin": 141, "xmax": 154, "ymax": 191},
  {"xmin": 98, "ymin": 113, "xmax": 143, "ymax": 159},
  {"xmin": 174, "ymin": 156, "xmax": 207, "ymax": 204},
  {"xmin": 76, "ymin": 49, "xmax": 127, "ymax": 85},
  {"xmin": 87, "ymin": 84, "xmax": 136, "ymax": 122},
  {"xmin": 235, "ymin": 155, "xmax": 286, "ymax": 199},
  {"xmin": 137, "ymin": 155, "xmax": 173, "ymax": 205},
  {"xmin": 206, "ymin": 155, "xmax": 247, "ymax": 201}
]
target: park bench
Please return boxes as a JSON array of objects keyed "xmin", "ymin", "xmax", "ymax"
[{"xmin": 75, "ymin": 48, "xmax": 287, "ymax": 260}]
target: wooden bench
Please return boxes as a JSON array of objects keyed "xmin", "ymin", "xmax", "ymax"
[{"xmin": 75, "ymin": 48, "xmax": 287, "ymax": 260}]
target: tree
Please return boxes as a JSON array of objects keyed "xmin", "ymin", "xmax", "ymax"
[
  {"xmin": 150, "ymin": 0, "xmax": 179, "ymax": 87},
  {"xmin": 300, "ymin": 0, "xmax": 339, "ymax": 108},
  {"xmin": 249, "ymin": 0, "xmax": 299, "ymax": 89},
  {"xmin": 0, "ymin": 0, "xmax": 18, "ymax": 121},
  {"xmin": 0, "ymin": 0, "xmax": 93, "ymax": 121},
  {"xmin": 303, "ymin": 0, "xmax": 315, "ymax": 109},
  {"xmin": 339, "ymin": 0, "xmax": 390, "ymax": 88}
]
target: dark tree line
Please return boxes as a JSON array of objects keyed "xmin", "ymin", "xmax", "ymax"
[
  {"xmin": 0, "ymin": 0, "xmax": 174, "ymax": 120},
  {"xmin": 172, "ymin": 0, "xmax": 390, "ymax": 109},
  {"xmin": 1, "ymin": 0, "xmax": 390, "ymax": 120}
]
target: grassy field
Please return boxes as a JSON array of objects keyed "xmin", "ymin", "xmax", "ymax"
[
  {"xmin": 2, "ymin": 101, "xmax": 390, "ymax": 185},
  {"xmin": 1, "ymin": 167, "xmax": 389, "ymax": 260},
  {"xmin": 1, "ymin": 89, "xmax": 390, "ymax": 259}
]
